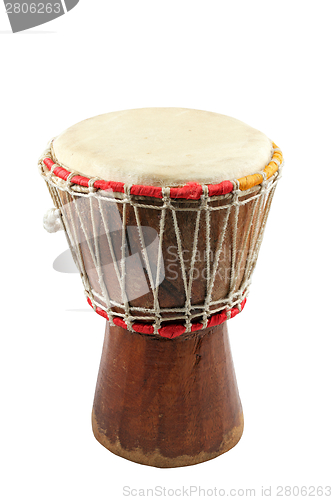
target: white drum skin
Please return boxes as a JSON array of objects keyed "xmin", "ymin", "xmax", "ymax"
[{"xmin": 52, "ymin": 108, "xmax": 273, "ymax": 187}]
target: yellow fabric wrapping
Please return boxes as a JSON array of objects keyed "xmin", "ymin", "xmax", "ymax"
[{"xmin": 238, "ymin": 142, "xmax": 282, "ymax": 191}]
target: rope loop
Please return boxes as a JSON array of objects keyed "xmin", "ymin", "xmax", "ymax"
[{"xmin": 88, "ymin": 178, "xmax": 99, "ymax": 194}]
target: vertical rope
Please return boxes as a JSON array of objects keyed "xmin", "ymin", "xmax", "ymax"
[
  {"xmin": 62, "ymin": 191, "xmax": 92, "ymax": 301},
  {"xmin": 227, "ymin": 181, "xmax": 240, "ymax": 315},
  {"xmin": 133, "ymin": 204, "xmax": 162, "ymax": 333},
  {"xmin": 203, "ymin": 203, "xmax": 232, "ymax": 319},
  {"xmin": 240, "ymin": 176, "xmax": 267, "ymax": 290},
  {"xmin": 202, "ymin": 185, "xmax": 211, "ymax": 328},
  {"xmin": 171, "ymin": 207, "xmax": 190, "ymax": 316},
  {"xmin": 89, "ymin": 191, "xmax": 111, "ymax": 308},
  {"xmin": 248, "ymin": 181, "xmax": 278, "ymax": 277},
  {"xmin": 72, "ymin": 196, "xmax": 111, "ymax": 311},
  {"xmin": 98, "ymin": 197, "xmax": 123, "ymax": 325},
  {"xmin": 234, "ymin": 190, "xmax": 261, "ymax": 293},
  {"xmin": 186, "ymin": 200, "xmax": 203, "ymax": 332},
  {"xmin": 121, "ymin": 187, "xmax": 131, "ymax": 330},
  {"xmin": 152, "ymin": 190, "xmax": 168, "ymax": 334}
]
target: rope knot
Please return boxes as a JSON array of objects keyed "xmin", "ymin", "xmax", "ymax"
[{"xmin": 43, "ymin": 208, "xmax": 63, "ymax": 233}]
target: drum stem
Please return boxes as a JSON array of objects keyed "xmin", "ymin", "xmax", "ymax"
[{"xmin": 92, "ymin": 321, "xmax": 243, "ymax": 468}]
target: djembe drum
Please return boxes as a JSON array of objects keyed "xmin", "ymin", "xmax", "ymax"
[{"xmin": 39, "ymin": 108, "xmax": 283, "ymax": 467}]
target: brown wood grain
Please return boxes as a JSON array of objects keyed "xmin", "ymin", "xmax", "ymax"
[{"xmin": 92, "ymin": 320, "xmax": 243, "ymax": 467}]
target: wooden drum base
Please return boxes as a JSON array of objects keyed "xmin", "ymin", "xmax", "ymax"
[{"xmin": 92, "ymin": 321, "xmax": 243, "ymax": 467}]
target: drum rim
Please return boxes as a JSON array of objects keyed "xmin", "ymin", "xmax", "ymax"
[{"xmin": 40, "ymin": 140, "xmax": 283, "ymax": 200}]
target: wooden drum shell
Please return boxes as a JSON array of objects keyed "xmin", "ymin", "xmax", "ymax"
[
  {"xmin": 42, "ymin": 165, "xmax": 278, "ymax": 467},
  {"xmin": 46, "ymin": 179, "xmax": 273, "ymax": 328},
  {"xmin": 92, "ymin": 321, "xmax": 243, "ymax": 468}
]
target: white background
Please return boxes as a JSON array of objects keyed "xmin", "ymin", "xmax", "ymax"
[{"xmin": 1, "ymin": 1, "xmax": 332, "ymax": 499}]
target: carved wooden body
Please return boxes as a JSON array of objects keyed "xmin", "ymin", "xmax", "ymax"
[
  {"xmin": 43, "ymin": 173, "xmax": 275, "ymax": 467},
  {"xmin": 92, "ymin": 321, "xmax": 243, "ymax": 467}
]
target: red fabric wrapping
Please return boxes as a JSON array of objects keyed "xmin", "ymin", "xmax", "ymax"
[
  {"xmin": 113, "ymin": 317, "xmax": 127, "ymax": 329},
  {"xmin": 43, "ymin": 158, "xmax": 236, "ymax": 200},
  {"xmin": 43, "ymin": 158, "xmax": 92, "ymax": 187},
  {"xmin": 43, "ymin": 158, "xmax": 125, "ymax": 193},
  {"xmin": 70, "ymin": 174, "xmax": 95, "ymax": 187},
  {"xmin": 43, "ymin": 157, "xmax": 55, "ymax": 169},
  {"xmin": 130, "ymin": 185, "xmax": 163, "ymax": 198},
  {"xmin": 190, "ymin": 322, "xmax": 204, "ymax": 332},
  {"xmin": 207, "ymin": 310, "xmax": 227, "ymax": 328},
  {"xmin": 230, "ymin": 308, "xmax": 239, "ymax": 319},
  {"xmin": 86, "ymin": 298, "xmax": 108, "ymax": 320},
  {"xmin": 86, "ymin": 297, "xmax": 93, "ymax": 308},
  {"xmin": 94, "ymin": 180, "xmax": 125, "ymax": 193},
  {"xmin": 158, "ymin": 324, "xmax": 186, "ymax": 339},
  {"xmin": 53, "ymin": 166, "xmax": 73, "ymax": 181},
  {"xmin": 86, "ymin": 297, "xmax": 247, "ymax": 337},
  {"xmin": 132, "ymin": 323, "xmax": 155, "ymax": 334},
  {"xmin": 170, "ymin": 182, "xmax": 203, "ymax": 200},
  {"xmin": 208, "ymin": 180, "xmax": 233, "ymax": 197},
  {"xmin": 95, "ymin": 306, "xmax": 108, "ymax": 319}
]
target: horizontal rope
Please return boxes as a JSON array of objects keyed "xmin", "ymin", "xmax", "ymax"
[{"xmin": 86, "ymin": 296, "xmax": 247, "ymax": 339}]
